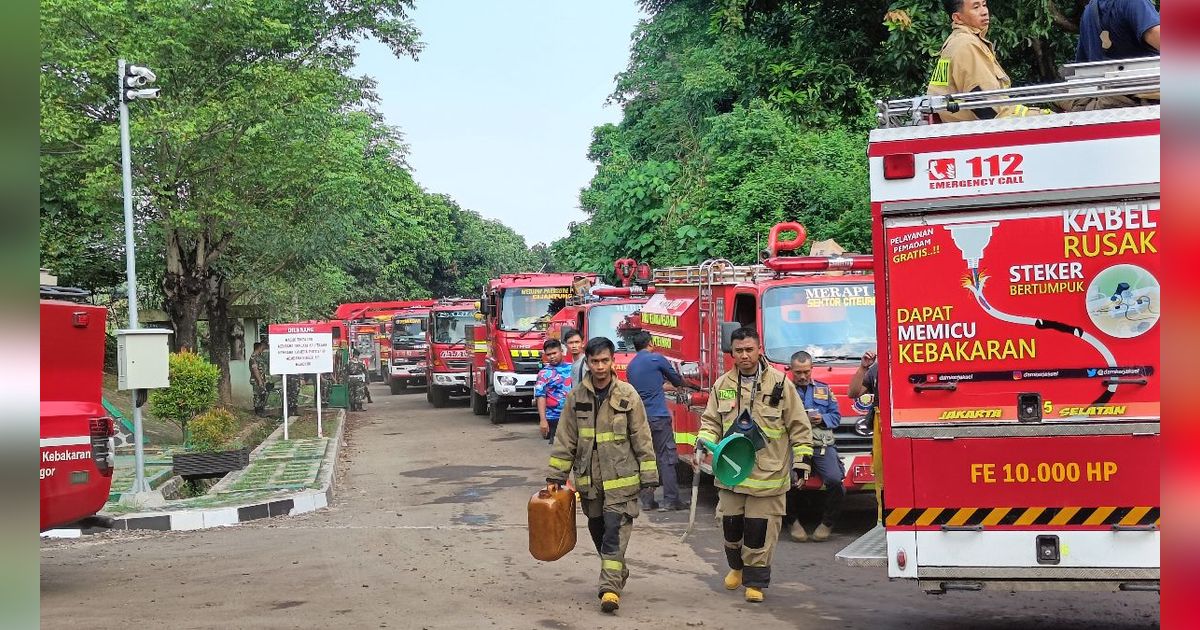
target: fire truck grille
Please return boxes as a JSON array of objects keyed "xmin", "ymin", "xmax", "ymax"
[
  {"xmin": 513, "ymin": 359, "xmax": 541, "ymax": 374},
  {"xmin": 446, "ymin": 360, "xmax": 470, "ymax": 370}
]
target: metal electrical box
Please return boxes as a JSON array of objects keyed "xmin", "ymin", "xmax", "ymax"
[{"xmin": 116, "ymin": 328, "xmax": 171, "ymax": 390}]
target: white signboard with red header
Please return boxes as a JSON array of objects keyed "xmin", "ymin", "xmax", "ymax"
[{"xmin": 269, "ymin": 322, "xmax": 334, "ymax": 375}]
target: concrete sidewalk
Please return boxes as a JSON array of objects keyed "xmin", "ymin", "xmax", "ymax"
[{"xmin": 53, "ymin": 410, "xmax": 346, "ymax": 535}]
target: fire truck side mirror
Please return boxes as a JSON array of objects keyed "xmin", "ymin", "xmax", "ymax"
[
  {"xmin": 720, "ymin": 322, "xmax": 740, "ymax": 354},
  {"xmin": 420, "ymin": 318, "xmax": 428, "ymax": 332},
  {"xmin": 480, "ymin": 298, "xmax": 492, "ymax": 317}
]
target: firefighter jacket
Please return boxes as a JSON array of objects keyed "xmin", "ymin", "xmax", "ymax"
[
  {"xmin": 796, "ymin": 379, "xmax": 841, "ymax": 448},
  {"xmin": 546, "ymin": 374, "xmax": 658, "ymax": 505},
  {"xmin": 698, "ymin": 360, "xmax": 813, "ymax": 497},
  {"xmin": 927, "ymin": 23, "xmax": 1044, "ymax": 122}
]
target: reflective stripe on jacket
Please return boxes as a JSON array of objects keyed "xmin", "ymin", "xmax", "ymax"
[{"xmin": 546, "ymin": 374, "xmax": 658, "ymax": 505}]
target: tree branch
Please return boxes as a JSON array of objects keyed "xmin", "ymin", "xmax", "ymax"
[{"xmin": 1046, "ymin": 0, "xmax": 1079, "ymax": 33}]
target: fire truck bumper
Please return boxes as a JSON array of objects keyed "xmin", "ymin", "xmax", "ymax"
[
  {"xmin": 430, "ymin": 372, "xmax": 468, "ymax": 388},
  {"xmin": 492, "ymin": 371, "xmax": 536, "ymax": 397},
  {"xmin": 838, "ymin": 525, "xmax": 1159, "ymax": 592},
  {"xmin": 390, "ymin": 362, "xmax": 427, "ymax": 385}
]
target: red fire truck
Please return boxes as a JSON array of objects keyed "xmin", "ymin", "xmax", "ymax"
[
  {"xmin": 468, "ymin": 272, "xmax": 598, "ymax": 424},
  {"xmin": 640, "ymin": 224, "xmax": 877, "ymax": 486},
  {"xmin": 837, "ymin": 58, "xmax": 1160, "ymax": 593},
  {"xmin": 546, "ymin": 260, "xmax": 656, "ymax": 381},
  {"xmin": 386, "ymin": 302, "xmax": 437, "ymax": 394},
  {"xmin": 40, "ymin": 286, "xmax": 117, "ymax": 531},
  {"xmin": 333, "ymin": 300, "xmax": 436, "ymax": 387},
  {"xmin": 424, "ymin": 298, "xmax": 480, "ymax": 407}
]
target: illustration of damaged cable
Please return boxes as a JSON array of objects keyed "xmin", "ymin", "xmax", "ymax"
[{"xmin": 946, "ymin": 222, "xmax": 1120, "ymax": 405}]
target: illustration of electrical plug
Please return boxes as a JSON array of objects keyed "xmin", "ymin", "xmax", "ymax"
[{"xmin": 946, "ymin": 222, "xmax": 999, "ymax": 285}]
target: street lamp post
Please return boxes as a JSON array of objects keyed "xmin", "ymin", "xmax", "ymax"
[{"xmin": 118, "ymin": 59, "xmax": 160, "ymax": 495}]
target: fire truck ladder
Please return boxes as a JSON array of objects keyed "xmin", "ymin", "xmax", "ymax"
[
  {"xmin": 697, "ymin": 259, "xmax": 735, "ymax": 389},
  {"xmin": 876, "ymin": 55, "xmax": 1160, "ymax": 128}
]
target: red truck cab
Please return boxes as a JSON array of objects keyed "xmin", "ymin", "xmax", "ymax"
[
  {"xmin": 40, "ymin": 286, "xmax": 116, "ymax": 531},
  {"xmin": 469, "ymin": 272, "xmax": 598, "ymax": 424},
  {"xmin": 424, "ymin": 299, "xmax": 480, "ymax": 407}
]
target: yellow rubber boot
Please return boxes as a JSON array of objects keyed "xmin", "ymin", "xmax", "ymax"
[
  {"xmin": 745, "ymin": 586, "xmax": 764, "ymax": 603},
  {"xmin": 723, "ymin": 569, "xmax": 742, "ymax": 590},
  {"xmin": 600, "ymin": 592, "xmax": 620, "ymax": 613}
]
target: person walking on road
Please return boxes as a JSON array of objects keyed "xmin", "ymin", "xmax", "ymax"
[
  {"xmin": 695, "ymin": 327, "xmax": 812, "ymax": 603},
  {"xmin": 626, "ymin": 330, "xmax": 685, "ymax": 511},
  {"xmin": 783, "ymin": 351, "xmax": 845, "ymax": 543},
  {"xmin": 546, "ymin": 337, "xmax": 659, "ymax": 614},
  {"xmin": 535, "ymin": 338, "xmax": 573, "ymax": 444}
]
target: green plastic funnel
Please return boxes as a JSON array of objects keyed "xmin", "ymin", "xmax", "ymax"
[{"xmin": 697, "ymin": 434, "xmax": 756, "ymax": 486}]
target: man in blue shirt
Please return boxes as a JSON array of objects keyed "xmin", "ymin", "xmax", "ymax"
[
  {"xmin": 784, "ymin": 351, "xmax": 845, "ymax": 542},
  {"xmin": 626, "ymin": 330, "xmax": 684, "ymax": 511},
  {"xmin": 1076, "ymin": 0, "xmax": 1160, "ymax": 63},
  {"xmin": 535, "ymin": 339, "xmax": 573, "ymax": 444}
]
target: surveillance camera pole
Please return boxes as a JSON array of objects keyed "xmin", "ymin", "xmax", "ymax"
[{"xmin": 119, "ymin": 58, "xmax": 151, "ymax": 494}]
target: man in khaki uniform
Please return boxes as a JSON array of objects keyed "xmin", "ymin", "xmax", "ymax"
[
  {"xmin": 696, "ymin": 327, "xmax": 812, "ymax": 603},
  {"xmin": 547, "ymin": 337, "xmax": 658, "ymax": 614},
  {"xmin": 927, "ymin": 0, "xmax": 1047, "ymax": 122}
]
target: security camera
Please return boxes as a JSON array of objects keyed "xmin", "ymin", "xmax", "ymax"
[
  {"xmin": 126, "ymin": 65, "xmax": 157, "ymax": 83},
  {"xmin": 124, "ymin": 88, "xmax": 160, "ymax": 101},
  {"xmin": 124, "ymin": 75, "xmax": 149, "ymax": 88}
]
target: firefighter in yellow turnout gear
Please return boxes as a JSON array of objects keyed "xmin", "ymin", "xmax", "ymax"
[
  {"xmin": 927, "ymin": 0, "xmax": 1047, "ymax": 122},
  {"xmin": 546, "ymin": 337, "xmax": 658, "ymax": 614},
  {"xmin": 696, "ymin": 327, "xmax": 812, "ymax": 603}
]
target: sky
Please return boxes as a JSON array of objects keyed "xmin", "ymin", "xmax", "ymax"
[{"xmin": 352, "ymin": 2, "xmax": 644, "ymax": 246}]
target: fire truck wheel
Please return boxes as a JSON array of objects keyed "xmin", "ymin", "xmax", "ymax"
[
  {"xmin": 489, "ymin": 398, "xmax": 508, "ymax": 424},
  {"xmin": 430, "ymin": 386, "xmax": 449, "ymax": 408},
  {"xmin": 390, "ymin": 380, "xmax": 404, "ymax": 395},
  {"xmin": 471, "ymin": 389, "xmax": 488, "ymax": 416}
]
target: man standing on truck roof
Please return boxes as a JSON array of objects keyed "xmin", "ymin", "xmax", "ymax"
[
  {"xmin": 784, "ymin": 351, "xmax": 845, "ymax": 543},
  {"xmin": 627, "ymin": 330, "xmax": 685, "ymax": 512},
  {"xmin": 696, "ymin": 327, "xmax": 812, "ymax": 603},
  {"xmin": 546, "ymin": 337, "xmax": 659, "ymax": 614},
  {"xmin": 535, "ymin": 338, "xmax": 573, "ymax": 444},
  {"xmin": 1076, "ymin": 0, "xmax": 1159, "ymax": 63},
  {"xmin": 848, "ymin": 350, "xmax": 881, "ymax": 523},
  {"xmin": 927, "ymin": 0, "xmax": 1048, "ymax": 121}
]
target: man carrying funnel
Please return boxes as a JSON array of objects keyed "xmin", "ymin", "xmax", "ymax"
[{"xmin": 695, "ymin": 326, "xmax": 813, "ymax": 603}]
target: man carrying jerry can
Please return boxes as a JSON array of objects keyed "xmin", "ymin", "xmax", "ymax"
[{"xmin": 546, "ymin": 337, "xmax": 658, "ymax": 614}]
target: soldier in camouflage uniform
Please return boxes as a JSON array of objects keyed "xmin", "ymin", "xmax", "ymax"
[
  {"xmin": 347, "ymin": 348, "xmax": 369, "ymax": 411},
  {"xmin": 250, "ymin": 342, "xmax": 269, "ymax": 416},
  {"xmin": 285, "ymin": 371, "xmax": 300, "ymax": 416}
]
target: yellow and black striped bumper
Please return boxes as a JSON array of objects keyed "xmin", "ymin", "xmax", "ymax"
[{"xmin": 884, "ymin": 506, "xmax": 1160, "ymax": 528}]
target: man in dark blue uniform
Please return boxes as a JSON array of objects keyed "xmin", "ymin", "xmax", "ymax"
[{"xmin": 783, "ymin": 351, "xmax": 845, "ymax": 542}]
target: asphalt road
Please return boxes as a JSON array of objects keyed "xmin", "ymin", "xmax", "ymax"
[{"xmin": 41, "ymin": 384, "xmax": 1160, "ymax": 629}]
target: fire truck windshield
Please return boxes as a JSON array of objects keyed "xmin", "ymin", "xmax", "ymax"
[
  {"xmin": 391, "ymin": 318, "xmax": 423, "ymax": 345},
  {"xmin": 432, "ymin": 310, "xmax": 476, "ymax": 344},
  {"xmin": 586, "ymin": 303, "xmax": 643, "ymax": 352},
  {"xmin": 499, "ymin": 288, "xmax": 570, "ymax": 331},
  {"xmin": 762, "ymin": 283, "xmax": 876, "ymax": 363}
]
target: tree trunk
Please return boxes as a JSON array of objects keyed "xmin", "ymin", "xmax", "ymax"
[
  {"xmin": 207, "ymin": 274, "xmax": 234, "ymax": 406},
  {"xmin": 162, "ymin": 229, "xmax": 210, "ymax": 352}
]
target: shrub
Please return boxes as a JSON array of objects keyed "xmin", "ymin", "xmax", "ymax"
[
  {"xmin": 187, "ymin": 408, "xmax": 239, "ymax": 453},
  {"xmin": 148, "ymin": 351, "xmax": 220, "ymax": 445}
]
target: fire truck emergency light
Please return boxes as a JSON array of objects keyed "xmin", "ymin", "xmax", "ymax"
[{"xmin": 882, "ymin": 153, "xmax": 915, "ymax": 180}]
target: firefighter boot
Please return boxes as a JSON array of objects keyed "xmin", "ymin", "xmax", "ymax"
[
  {"xmin": 813, "ymin": 523, "xmax": 834, "ymax": 542},
  {"xmin": 788, "ymin": 521, "xmax": 808, "ymax": 542},
  {"xmin": 600, "ymin": 592, "xmax": 620, "ymax": 613},
  {"xmin": 723, "ymin": 569, "xmax": 742, "ymax": 590},
  {"xmin": 745, "ymin": 587, "xmax": 765, "ymax": 603}
]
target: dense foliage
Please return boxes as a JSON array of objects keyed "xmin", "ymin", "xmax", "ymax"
[{"xmin": 552, "ymin": 0, "xmax": 1091, "ymax": 272}]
